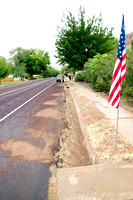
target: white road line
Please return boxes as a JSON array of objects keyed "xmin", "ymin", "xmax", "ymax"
[{"xmin": 0, "ymin": 81, "xmax": 55, "ymax": 122}]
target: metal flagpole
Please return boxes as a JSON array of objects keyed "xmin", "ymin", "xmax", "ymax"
[
  {"xmin": 108, "ymin": 15, "xmax": 126, "ymax": 151},
  {"xmin": 115, "ymin": 108, "xmax": 119, "ymax": 151}
]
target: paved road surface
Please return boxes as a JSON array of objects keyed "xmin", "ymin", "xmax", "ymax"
[{"xmin": 0, "ymin": 79, "xmax": 64, "ymax": 200}]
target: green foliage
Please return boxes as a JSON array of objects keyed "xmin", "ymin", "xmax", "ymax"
[
  {"xmin": 60, "ymin": 65, "xmax": 75, "ymax": 76},
  {"xmin": 0, "ymin": 56, "xmax": 10, "ymax": 79},
  {"xmin": 83, "ymin": 52, "xmax": 116, "ymax": 92},
  {"xmin": 55, "ymin": 7, "xmax": 117, "ymax": 71},
  {"xmin": 12, "ymin": 62, "xmax": 26, "ymax": 79},
  {"xmin": 131, "ymin": 40, "xmax": 133, "ymax": 50},
  {"xmin": 74, "ymin": 73, "xmax": 84, "ymax": 82},
  {"xmin": 42, "ymin": 66, "xmax": 59, "ymax": 78},
  {"xmin": 10, "ymin": 47, "xmax": 27, "ymax": 79},
  {"xmin": 81, "ymin": 48, "xmax": 133, "ymax": 100},
  {"xmin": 10, "ymin": 47, "xmax": 51, "ymax": 78},
  {"xmin": 122, "ymin": 50, "xmax": 133, "ymax": 98},
  {"xmin": 24, "ymin": 49, "xmax": 50, "ymax": 78},
  {"xmin": 60, "ymin": 65, "xmax": 69, "ymax": 76}
]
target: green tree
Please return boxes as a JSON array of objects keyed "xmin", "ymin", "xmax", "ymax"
[
  {"xmin": 24, "ymin": 49, "xmax": 50, "ymax": 78},
  {"xmin": 42, "ymin": 66, "xmax": 59, "ymax": 78},
  {"xmin": 0, "ymin": 56, "xmax": 10, "ymax": 80},
  {"xmin": 55, "ymin": 7, "xmax": 117, "ymax": 71},
  {"xmin": 10, "ymin": 47, "xmax": 27, "ymax": 80},
  {"xmin": 122, "ymin": 49, "xmax": 133, "ymax": 99},
  {"xmin": 60, "ymin": 65, "xmax": 70, "ymax": 76}
]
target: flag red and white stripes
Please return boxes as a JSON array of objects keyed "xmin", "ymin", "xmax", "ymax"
[{"xmin": 108, "ymin": 15, "xmax": 126, "ymax": 109}]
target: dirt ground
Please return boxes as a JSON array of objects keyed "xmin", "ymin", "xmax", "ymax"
[
  {"xmin": 48, "ymin": 83, "xmax": 90, "ymax": 200},
  {"xmin": 70, "ymin": 82, "xmax": 133, "ymax": 163},
  {"xmin": 55, "ymin": 84, "xmax": 90, "ymax": 168},
  {"xmin": 48, "ymin": 81, "xmax": 133, "ymax": 200}
]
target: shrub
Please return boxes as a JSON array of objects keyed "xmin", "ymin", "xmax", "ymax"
[
  {"xmin": 74, "ymin": 73, "xmax": 84, "ymax": 82},
  {"xmin": 84, "ymin": 53, "xmax": 116, "ymax": 92},
  {"xmin": 82, "ymin": 49, "xmax": 133, "ymax": 100}
]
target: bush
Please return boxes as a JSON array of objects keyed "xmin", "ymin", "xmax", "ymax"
[
  {"xmin": 83, "ymin": 52, "xmax": 116, "ymax": 92},
  {"xmin": 82, "ymin": 49, "xmax": 133, "ymax": 100},
  {"xmin": 122, "ymin": 49, "xmax": 133, "ymax": 100},
  {"xmin": 74, "ymin": 73, "xmax": 84, "ymax": 82},
  {"xmin": 42, "ymin": 67, "xmax": 60, "ymax": 78}
]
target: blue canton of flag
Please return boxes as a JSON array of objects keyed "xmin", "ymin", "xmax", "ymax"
[{"xmin": 117, "ymin": 15, "xmax": 126, "ymax": 61}]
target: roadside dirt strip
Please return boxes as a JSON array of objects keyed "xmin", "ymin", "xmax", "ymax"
[
  {"xmin": 48, "ymin": 82, "xmax": 90, "ymax": 200},
  {"xmin": 68, "ymin": 82, "xmax": 133, "ymax": 164},
  {"xmin": 70, "ymin": 88, "xmax": 97, "ymax": 164},
  {"xmin": 56, "ymin": 81, "xmax": 133, "ymax": 200}
]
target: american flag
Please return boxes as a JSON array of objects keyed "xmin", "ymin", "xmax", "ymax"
[
  {"xmin": 108, "ymin": 15, "xmax": 126, "ymax": 109},
  {"xmin": 70, "ymin": 70, "xmax": 73, "ymax": 76}
]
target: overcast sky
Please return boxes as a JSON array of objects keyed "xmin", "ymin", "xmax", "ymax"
[{"xmin": 0, "ymin": 0, "xmax": 132, "ymax": 70}]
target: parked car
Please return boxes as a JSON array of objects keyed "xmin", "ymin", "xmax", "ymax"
[{"xmin": 56, "ymin": 75, "xmax": 64, "ymax": 82}]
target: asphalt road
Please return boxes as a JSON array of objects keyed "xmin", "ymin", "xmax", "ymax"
[{"xmin": 0, "ymin": 79, "xmax": 64, "ymax": 200}]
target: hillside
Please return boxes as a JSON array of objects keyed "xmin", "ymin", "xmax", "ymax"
[{"xmin": 126, "ymin": 32, "xmax": 133, "ymax": 49}]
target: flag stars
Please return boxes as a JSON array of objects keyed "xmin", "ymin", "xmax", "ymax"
[{"xmin": 116, "ymin": 15, "xmax": 125, "ymax": 60}]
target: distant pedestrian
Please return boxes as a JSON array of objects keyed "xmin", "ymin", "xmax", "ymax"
[
  {"xmin": 70, "ymin": 70, "xmax": 73, "ymax": 81},
  {"xmin": 62, "ymin": 75, "xmax": 64, "ymax": 82}
]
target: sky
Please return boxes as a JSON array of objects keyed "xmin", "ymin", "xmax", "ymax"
[{"xmin": 0, "ymin": 0, "xmax": 132, "ymax": 70}]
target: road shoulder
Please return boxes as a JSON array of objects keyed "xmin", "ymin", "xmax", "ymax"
[
  {"xmin": 49, "ymin": 81, "xmax": 133, "ymax": 200},
  {"xmin": 57, "ymin": 81, "xmax": 133, "ymax": 200}
]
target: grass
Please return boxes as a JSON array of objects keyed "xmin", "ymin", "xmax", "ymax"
[{"xmin": 0, "ymin": 80, "xmax": 30, "ymax": 87}]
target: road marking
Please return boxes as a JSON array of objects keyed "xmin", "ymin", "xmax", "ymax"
[
  {"xmin": 0, "ymin": 79, "xmax": 52, "ymax": 96},
  {"xmin": 0, "ymin": 81, "xmax": 55, "ymax": 122}
]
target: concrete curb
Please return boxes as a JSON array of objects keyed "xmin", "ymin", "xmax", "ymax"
[{"xmin": 69, "ymin": 87, "xmax": 98, "ymax": 165}]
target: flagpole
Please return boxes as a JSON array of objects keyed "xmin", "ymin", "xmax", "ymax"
[
  {"xmin": 108, "ymin": 15, "xmax": 126, "ymax": 151},
  {"xmin": 115, "ymin": 108, "xmax": 119, "ymax": 151}
]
